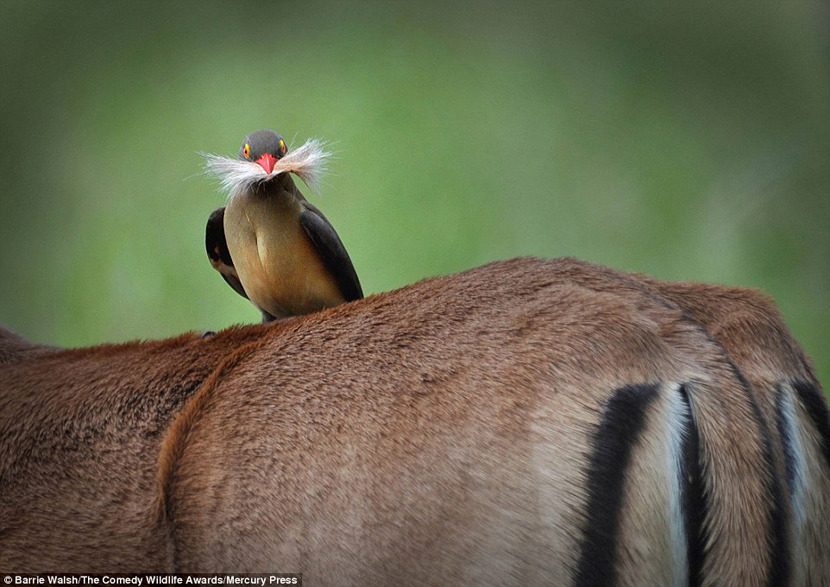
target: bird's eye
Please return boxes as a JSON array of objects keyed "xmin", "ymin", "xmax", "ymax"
[
  {"xmin": 279, "ymin": 139, "xmax": 287, "ymax": 156},
  {"xmin": 243, "ymin": 143, "xmax": 251, "ymax": 159}
]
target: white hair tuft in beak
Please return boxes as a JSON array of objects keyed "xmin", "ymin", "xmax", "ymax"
[{"xmin": 202, "ymin": 139, "xmax": 331, "ymax": 197}]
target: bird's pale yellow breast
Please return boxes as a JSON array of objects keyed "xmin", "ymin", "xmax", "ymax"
[{"xmin": 224, "ymin": 186, "xmax": 345, "ymax": 318}]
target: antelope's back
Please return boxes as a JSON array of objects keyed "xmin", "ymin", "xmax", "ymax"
[
  {"xmin": 0, "ymin": 325, "xmax": 270, "ymax": 571},
  {"xmin": 157, "ymin": 258, "xmax": 830, "ymax": 585},
  {"xmin": 2, "ymin": 257, "xmax": 827, "ymax": 583}
]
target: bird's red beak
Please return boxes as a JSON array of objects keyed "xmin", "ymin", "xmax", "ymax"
[{"xmin": 255, "ymin": 153, "xmax": 278, "ymax": 174}]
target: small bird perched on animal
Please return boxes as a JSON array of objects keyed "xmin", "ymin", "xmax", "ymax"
[{"xmin": 204, "ymin": 129, "xmax": 363, "ymax": 322}]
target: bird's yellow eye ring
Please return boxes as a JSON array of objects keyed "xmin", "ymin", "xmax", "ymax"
[
  {"xmin": 279, "ymin": 139, "xmax": 286, "ymax": 155},
  {"xmin": 243, "ymin": 143, "xmax": 251, "ymax": 159}
]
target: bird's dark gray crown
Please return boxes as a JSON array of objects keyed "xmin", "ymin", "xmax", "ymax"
[{"xmin": 239, "ymin": 129, "xmax": 288, "ymax": 161}]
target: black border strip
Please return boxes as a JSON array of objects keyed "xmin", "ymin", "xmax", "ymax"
[
  {"xmin": 575, "ymin": 383, "xmax": 659, "ymax": 587},
  {"xmin": 730, "ymin": 367, "xmax": 789, "ymax": 587},
  {"xmin": 679, "ymin": 384, "xmax": 706, "ymax": 587}
]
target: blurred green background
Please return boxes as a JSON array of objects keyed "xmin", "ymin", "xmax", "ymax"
[{"xmin": 1, "ymin": 1, "xmax": 828, "ymax": 391}]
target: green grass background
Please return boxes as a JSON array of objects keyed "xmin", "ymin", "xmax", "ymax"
[{"xmin": 1, "ymin": 1, "xmax": 828, "ymax": 392}]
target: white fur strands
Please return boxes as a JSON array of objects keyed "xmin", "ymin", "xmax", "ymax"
[{"xmin": 202, "ymin": 138, "xmax": 330, "ymax": 197}]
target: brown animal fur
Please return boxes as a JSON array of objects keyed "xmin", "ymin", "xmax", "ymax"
[
  {"xmin": 537, "ymin": 258, "xmax": 830, "ymax": 585},
  {"xmin": 0, "ymin": 325, "xmax": 269, "ymax": 572},
  {"xmin": 634, "ymin": 271, "xmax": 829, "ymax": 586},
  {"xmin": 1, "ymin": 257, "xmax": 827, "ymax": 585}
]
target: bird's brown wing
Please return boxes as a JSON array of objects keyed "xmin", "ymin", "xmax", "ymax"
[
  {"xmin": 299, "ymin": 203, "xmax": 364, "ymax": 302},
  {"xmin": 206, "ymin": 207, "xmax": 248, "ymax": 300}
]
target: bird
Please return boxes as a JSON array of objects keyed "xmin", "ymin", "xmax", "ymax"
[{"xmin": 204, "ymin": 129, "xmax": 363, "ymax": 322}]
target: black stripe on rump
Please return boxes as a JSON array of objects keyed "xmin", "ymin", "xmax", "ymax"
[
  {"xmin": 730, "ymin": 366, "xmax": 789, "ymax": 587},
  {"xmin": 575, "ymin": 383, "xmax": 659, "ymax": 587},
  {"xmin": 793, "ymin": 380, "xmax": 830, "ymax": 471},
  {"xmin": 678, "ymin": 384, "xmax": 706, "ymax": 587}
]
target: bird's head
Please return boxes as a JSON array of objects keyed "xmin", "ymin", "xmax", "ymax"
[
  {"xmin": 238, "ymin": 129, "xmax": 288, "ymax": 174},
  {"xmin": 203, "ymin": 129, "xmax": 330, "ymax": 198}
]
